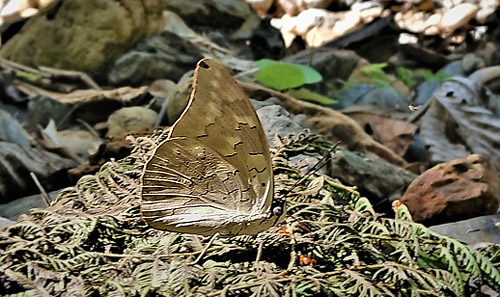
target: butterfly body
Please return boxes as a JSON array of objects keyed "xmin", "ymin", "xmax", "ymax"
[{"xmin": 141, "ymin": 59, "xmax": 284, "ymax": 236}]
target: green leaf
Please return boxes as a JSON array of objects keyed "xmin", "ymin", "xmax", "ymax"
[
  {"xmin": 255, "ymin": 59, "xmax": 323, "ymax": 88},
  {"xmin": 287, "ymin": 88, "xmax": 337, "ymax": 105},
  {"xmin": 255, "ymin": 59, "xmax": 276, "ymax": 69},
  {"xmin": 256, "ymin": 63, "xmax": 305, "ymax": 90},
  {"xmin": 396, "ymin": 67, "xmax": 416, "ymax": 88},
  {"xmin": 291, "ymin": 63, "xmax": 322, "ymax": 84}
]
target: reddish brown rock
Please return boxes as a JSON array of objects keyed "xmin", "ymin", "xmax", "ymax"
[{"xmin": 400, "ymin": 154, "xmax": 500, "ymax": 225}]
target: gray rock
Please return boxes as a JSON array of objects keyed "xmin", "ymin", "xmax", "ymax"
[
  {"xmin": 0, "ymin": 190, "xmax": 59, "ymax": 221},
  {"xmin": 28, "ymin": 95, "xmax": 73, "ymax": 130},
  {"xmin": 0, "ymin": 109, "xmax": 30, "ymax": 147},
  {"xmin": 0, "ymin": 216, "xmax": 15, "ymax": 228},
  {"xmin": 334, "ymin": 84, "xmax": 410, "ymax": 111},
  {"xmin": 253, "ymin": 98, "xmax": 307, "ymax": 145},
  {"xmin": 108, "ymin": 31, "xmax": 203, "ymax": 86},
  {"xmin": 162, "ymin": 0, "xmax": 260, "ymax": 38},
  {"xmin": 430, "ymin": 214, "xmax": 500, "ymax": 245},
  {"xmin": 329, "ymin": 149, "xmax": 417, "ymax": 207}
]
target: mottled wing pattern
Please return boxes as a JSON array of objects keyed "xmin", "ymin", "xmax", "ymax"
[
  {"xmin": 140, "ymin": 59, "xmax": 275, "ymax": 236},
  {"xmin": 168, "ymin": 59, "xmax": 273, "ymax": 212},
  {"xmin": 141, "ymin": 137, "xmax": 263, "ymax": 235}
]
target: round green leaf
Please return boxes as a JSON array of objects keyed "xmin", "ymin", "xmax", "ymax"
[
  {"xmin": 292, "ymin": 63, "xmax": 322, "ymax": 84},
  {"xmin": 256, "ymin": 63, "xmax": 305, "ymax": 90},
  {"xmin": 255, "ymin": 59, "xmax": 277, "ymax": 69}
]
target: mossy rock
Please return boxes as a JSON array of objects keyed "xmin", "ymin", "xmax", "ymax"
[{"xmin": 0, "ymin": 0, "xmax": 166, "ymax": 76}]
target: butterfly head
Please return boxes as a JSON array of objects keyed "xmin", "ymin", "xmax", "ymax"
[{"xmin": 269, "ymin": 195, "xmax": 286, "ymax": 224}]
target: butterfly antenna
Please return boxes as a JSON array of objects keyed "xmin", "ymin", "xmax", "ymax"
[
  {"xmin": 285, "ymin": 141, "xmax": 340, "ymax": 195},
  {"xmin": 283, "ymin": 142, "xmax": 340, "ymax": 265}
]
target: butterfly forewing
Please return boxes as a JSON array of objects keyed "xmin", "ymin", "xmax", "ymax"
[
  {"xmin": 140, "ymin": 59, "xmax": 277, "ymax": 236},
  {"xmin": 168, "ymin": 59, "xmax": 273, "ymax": 211}
]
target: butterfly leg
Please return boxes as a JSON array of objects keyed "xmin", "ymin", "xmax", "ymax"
[
  {"xmin": 253, "ymin": 240, "xmax": 264, "ymax": 273},
  {"xmin": 189, "ymin": 232, "xmax": 220, "ymax": 265}
]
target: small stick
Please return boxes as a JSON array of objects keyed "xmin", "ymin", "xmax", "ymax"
[
  {"xmin": 30, "ymin": 172, "xmax": 51, "ymax": 207},
  {"xmin": 189, "ymin": 232, "xmax": 220, "ymax": 265}
]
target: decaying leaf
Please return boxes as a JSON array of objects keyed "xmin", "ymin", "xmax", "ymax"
[{"xmin": 420, "ymin": 77, "xmax": 500, "ymax": 169}]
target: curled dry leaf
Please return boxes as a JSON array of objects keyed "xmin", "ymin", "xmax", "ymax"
[
  {"xmin": 0, "ymin": 141, "xmax": 77, "ymax": 203},
  {"xmin": 420, "ymin": 77, "xmax": 500, "ymax": 169}
]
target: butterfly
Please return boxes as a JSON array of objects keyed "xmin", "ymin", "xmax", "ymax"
[{"xmin": 140, "ymin": 59, "xmax": 285, "ymax": 237}]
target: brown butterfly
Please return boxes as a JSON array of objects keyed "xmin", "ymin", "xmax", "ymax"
[{"xmin": 140, "ymin": 59, "xmax": 285, "ymax": 236}]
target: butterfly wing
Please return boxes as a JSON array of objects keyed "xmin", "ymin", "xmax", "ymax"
[
  {"xmin": 142, "ymin": 137, "xmax": 273, "ymax": 235},
  {"xmin": 167, "ymin": 59, "xmax": 274, "ymax": 212},
  {"xmin": 140, "ymin": 59, "xmax": 276, "ymax": 236}
]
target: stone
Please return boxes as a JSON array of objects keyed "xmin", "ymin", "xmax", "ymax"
[
  {"xmin": 400, "ymin": 154, "xmax": 500, "ymax": 225},
  {"xmin": 106, "ymin": 107, "xmax": 158, "ymax": 138},
  {"xmin": 294, "ymin": 8, "xmax": 330, "ymax": 36},
  {"xmin": 277, "ymin": 0, "xmax": 303, "ymax": 16},
  {"xmin": 1, "ymin": 0, "xmax": 32, "ymax": 22},
  {"xmin": 252, "ymin": 97, "xmax": 306, "ymax": 145},
  {"xmin": 246, "ymin": 0, "xmax": 274, "ymax": 14},
  {"xmin": 0, "ymin": 216, "xmax": 15, "ymax": 228},
  {"xmin": 162, "ymin": 0, "xmax": 260, "ymax": 38},
  {"xmin": 244, "ymin": 17, "xmax": 286, "ymax": 61},
  {"xmin": 0, "ymin": 191, "xmax": 59, "ymax": 221},
  {"xmin": 302, "ymin": 0, "xmax": 334, "ymax": 9},
  {"xmin": 441, "ymin": 3, "xmax": 478, "ymax": 32},
  {"xmin": 329, "ymin": 149, "xmax": 417, "ymax": 210},
  {"xmin": 430, "ymin": 213, "xmax": 500, "ymax": 245},
  {"xmin": 0, "ymin": 0, "xmax": 166, "ymax": 76},
  {"xmin": 107, "ymin": 31, "xmax": 203, "ymax": 86}
]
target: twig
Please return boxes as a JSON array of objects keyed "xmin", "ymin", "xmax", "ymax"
[{"xmin": 30, "ymin": 172, "xmax": 51, "ymax": 207}]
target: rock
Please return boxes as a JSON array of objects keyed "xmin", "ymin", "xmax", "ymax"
[
  {"xmin": 400, "ymin": 154, "xmax": 500, "ymax": 225},
  {"xmin": 441, "ymin": 3, "xmax": 478, "ymax": 32},
  {"xmin": 243, "ymin": 17, "xmax": 286, "ymax": 61},
  {"xmin": 462, "ymin": 53, "xmax": 485, "ymax": 73},
  {"xmin": 0, "ymin": 0, "xmax": 32, "ymax": 23},
  {"xmin": 252, "ymin": 97, "xmax": 307, "ymax": 145},
  {"xmin": 329, "ymin": 149, "xmax": 417, "ymax": 208},
  {"xmin": 0, "ymin": 0, "xmax": 166, "ymax": 76},
  {"xmin": 246, "ymin": 0, "xmax": 274, "ymax": 14},
  {"xmin": 0, "ymin": 216, "xmax": 15, "ymax": 228},
  {"xmin": 277, "ymin": 0, "xmax": 303, "ymax": 16},
  {"xmin": 162, "ymin": 0, "xmax": 260, "ymax": 39},
  {"xmin": 28, "ymin": 95, "xmax": 72, "ymax": 130},
  {"xmin": 294, "ymin": 8, "xmax": 330, "ymax": 36},
  {"xmin": 475, "ymin": 1, "xmax": 497, "ymax": 24},
  {"xmin": 107, "ymin": 107, "xmax": 158, "ymax": 138},
  {"xmin": 430, "ymin": 213, "xmax": 500, "ymax": 245},
  {"xmin": 107, "ymin": 31, "xmax": 203, "ymax": 86},
  {"xmin": 305, "ymin": 10, "xmax": 361, "ymax": 47},
  {"xmin": 302, "ymin": 0, "xmax": 333, "ymax": 9},
  {"xmin": 0, "ymin": 109, "xmax": 30, "ymax": 147},
  {"xmin": 0, "ymin": 190, "xmax": 59, "ymax": 220}
]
